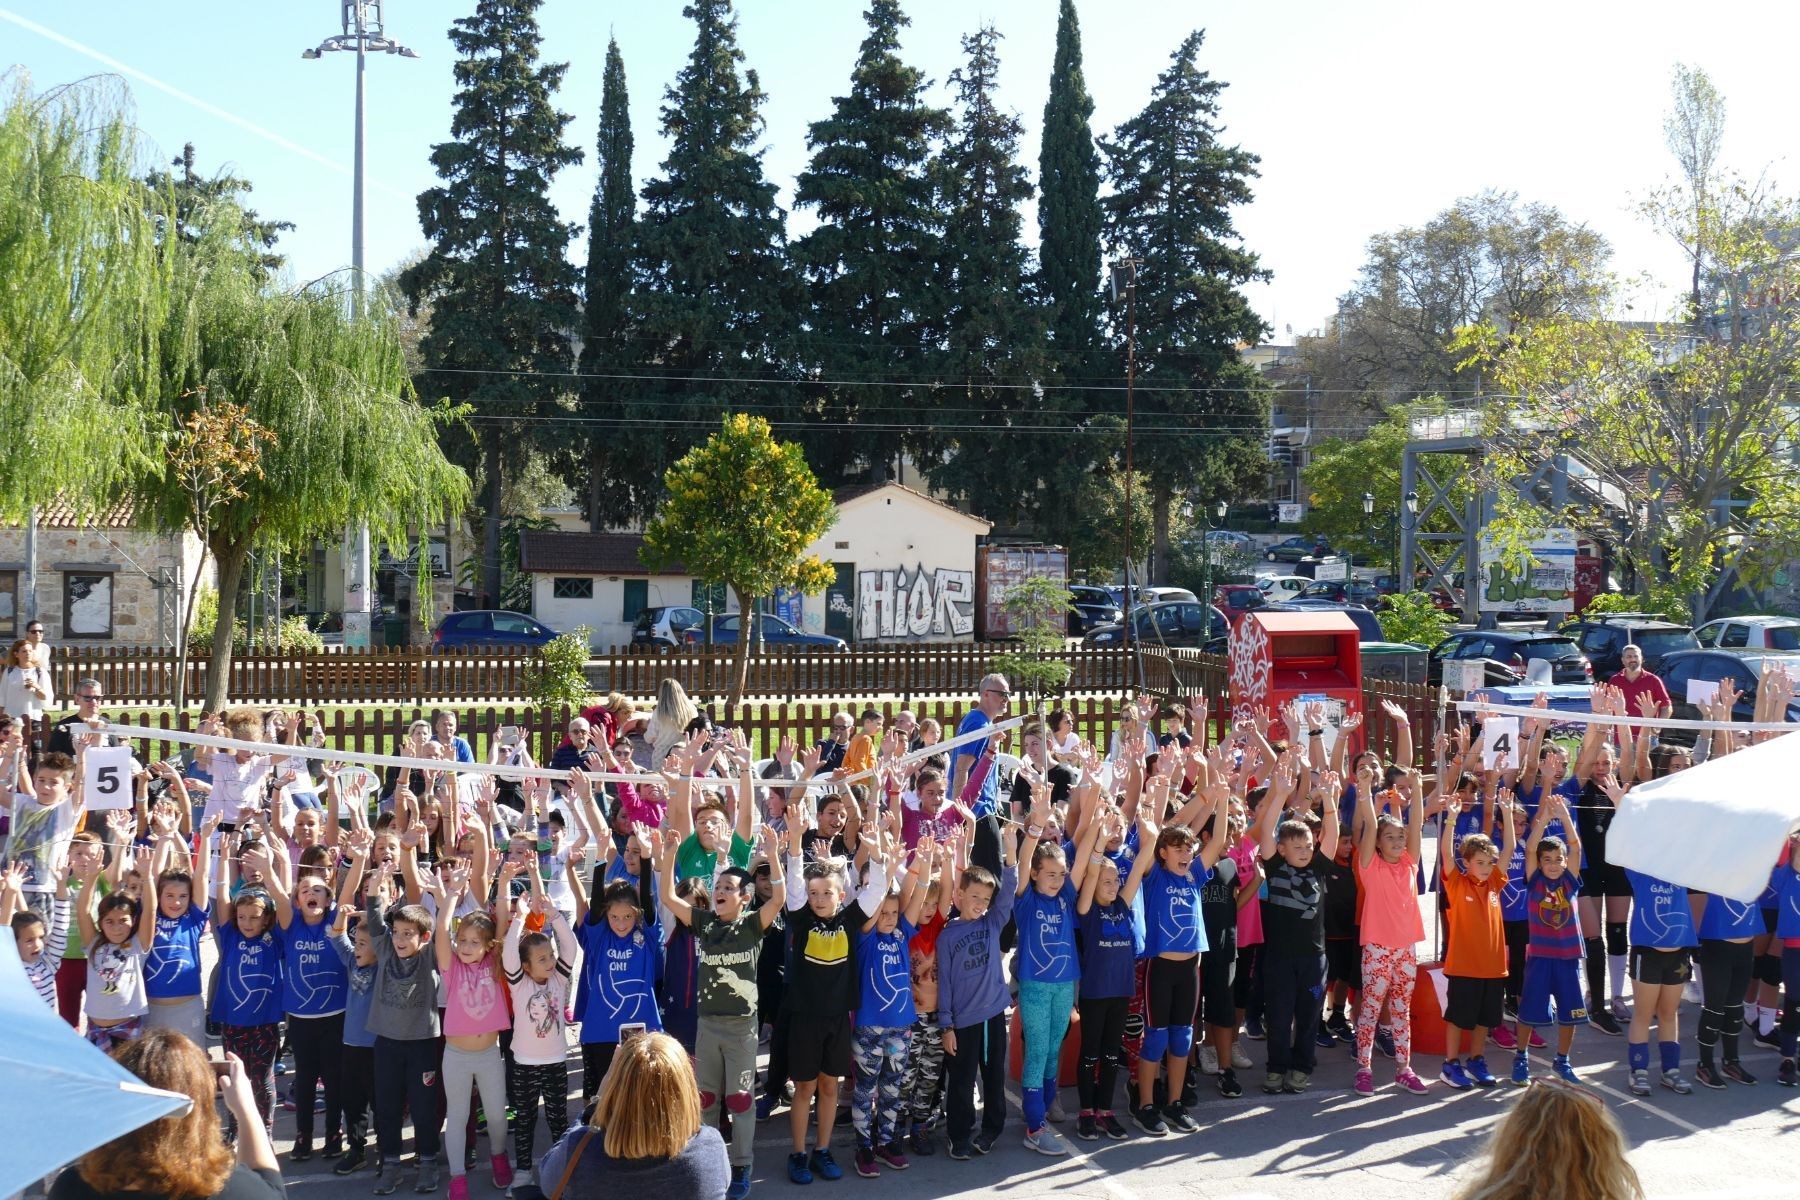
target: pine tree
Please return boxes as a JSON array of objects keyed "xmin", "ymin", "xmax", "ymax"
[
  {"xmin": 580, "ymin": 37, "xmax": 635, "ymax": 530},
  {"xmin": 1101, "ymin": 30, "xmax": 1270, "ymax": 582},
  {"xmin": 925, "ymin": 25, "xmax": 1047, "ymax": 528},
  {"xmin": 610, "ymin": 0, "xmax": 800, "ymax": 522},
  {"xmin": 399, "ymin": 0, "xmax": 582, "ymax": 606},
  {"xmin": 1036, "ymin": 0, "xmax": 1104, "ymax": 379},
  {"xmin": 792, "ymin": 0, "xmax": 949, "ymax": 484},
  {"xmin": 143, "ymin": 142, "xmax": 293, "ymax": 280}
]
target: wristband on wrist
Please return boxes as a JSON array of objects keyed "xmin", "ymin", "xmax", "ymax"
[
  {"xmin": 1027, "ymin": 824, "xmax": 1044, "ymax": 839},
  {"xmin": 1089, "ymin": 852, "xmax": 1107, "ymax": 866},
  {"xmin": 1309, "ymin": 729, "xmax": 1324, "ymax": 737}
]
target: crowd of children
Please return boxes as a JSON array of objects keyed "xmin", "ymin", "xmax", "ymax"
[{"xmin": 6, "ymin": 669, "xmax": 1800, "ymax": 1198}]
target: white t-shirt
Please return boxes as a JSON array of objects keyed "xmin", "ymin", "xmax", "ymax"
[
  {"xmin": 7, "ymin": 794, "xmax": 76, "ymax": 891},
  {"xmin": 86, "ymin": 937, "xmax": 149, "ymax": 1021},
  {"xmin": 544, "ymin": 847, "xmax": 574, "ymax": 910},
  {"xmin": 205, "ymin": 754, "xmax": 273, "ymax": 823}
]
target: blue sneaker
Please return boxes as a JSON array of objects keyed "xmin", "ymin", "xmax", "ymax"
[
  {"xmin": 1374, "ymin": 1027, "xmax": 1397, "ymax": 1059},
  {"xmin": 1553, "ymin": 1055, "xmax": 1581, "ymax": 1086},
  {"xmin": 755, "ymin": 1092, "xmax": 778, "ymax": 1121},
  {"xmin": 1244, "ymin": 1013, "xmax": 1266, "ymax": 1041},
  {"xmin": 787, "ymin": 1152, "xmax": 812, "ymax": 1185},
  {"xmin": 1315, "ymin": 1028, "xmax": 1337, "ymax": 1049},
  {"xmin": 726, "ymin": 1165, "xmax": 752, "ymax": 1200},
  {"xmin": 1440, "ymin": 1060, "xmax": 1473, "ymax": 1091},
  {"xmin": 809, "ymin": 1149, "xmax": 843, "ymax": 1182},
  {"xmin": 1466, "ymin": 1055, "xmax": 1498, "ymax": 1088},
  {"xmin": 1510, "ymin": 1051, "xmax": 1531, "ymax": 1087}
]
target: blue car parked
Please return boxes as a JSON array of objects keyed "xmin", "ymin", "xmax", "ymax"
[
  {"xmin": 431, "ymin": 609, "xmax": 558, "ymax": 650},
  {"xmin": 684, "ymin": 612, "xmax": 847, "ymax": 650}
]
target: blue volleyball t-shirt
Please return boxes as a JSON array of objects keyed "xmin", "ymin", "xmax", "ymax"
[
  {"xmin": 1626, "ymin": 870, "xmax": 1697, "ymax": 949},
  {"xmin": 1141, "ymin": 862, "xmax": 1210, "ymax": 958},
  {"xmin": 215, "ymin": 924, "xmax": 285, "ymax": 1026},
  {"xmin": 856, "ymin": 916, "xmax": 918, "ymax": 1027},
  {"xmin": 282, "ymin": 905, "xmax": 348, "ymax": 1017},
  {"xmin": 1015, "ymin": 880, "xmax": 1080, "ymax": 984},
  {"xmin": 145, "ymin": 903, "xmax": 209, "ymax": 1000}
]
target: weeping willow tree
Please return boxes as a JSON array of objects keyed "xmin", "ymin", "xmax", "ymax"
[{"xmin": 0, "ymin": 72, "xmax": 170, "ymax": 512}]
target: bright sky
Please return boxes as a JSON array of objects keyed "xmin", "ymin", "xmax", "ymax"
[{"xmin": 4, "ymin": 1, "xmax": 1797, "ymax": 336}]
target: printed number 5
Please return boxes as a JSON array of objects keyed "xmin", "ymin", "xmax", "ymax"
[{"xmin": 97, "ymin": 765, "xmax": 121, "ymax": 795}]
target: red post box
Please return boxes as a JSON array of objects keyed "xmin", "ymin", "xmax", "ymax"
[{"xmin": 1227, "ymin": 611, "xmax": 1365, "ymax": 752}]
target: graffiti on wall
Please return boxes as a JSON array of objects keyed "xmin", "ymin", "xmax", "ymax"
[{"xmin": 858, "ymin": 565, "xmax": 975, "ymax": 640}]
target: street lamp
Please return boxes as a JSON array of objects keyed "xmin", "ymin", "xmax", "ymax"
[
  {"xmin": 303, "ymin": 1, "xmax": 418, "ymax": 651},
  {"xmin": 1202, "ymin": 499, "xmax": 1230, "ymax": 613},
  {"xmin": 1366, "ymin": 491, "xmax": 1419, "ymax": 585}
]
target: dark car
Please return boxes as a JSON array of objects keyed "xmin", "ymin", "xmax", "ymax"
[
  {"xmin": 1560, "ymin": 613, "xmax": 1698, "ymax": 676},
  {"xmin": 1069, "ymin": 585, "xmax": 1124, "ymax": 635},
  {"xmin": 1265, "ymin": 535, "xmax": 1331, "ymax": 563},
  {"xmin": 1082, "ymin": 601, "xmax": 1228, "ymax": 650},
  {"xmin": 1428, "ymin": 631, "xmax": 1593, "ymax": 688},
  {"xmin": 431, "ymin": 609, "xmax": 557, "ymax": 650},
  {"xmin": 684, "ymin": 612, "xmax": 847, "ymax": 650},
  {"xmin": 1656, "ymin": 649, "xmax": 1800, "ymax": 746},
  {"xmin": 1293, "ymin": 579, "xmax": 1384, "ymax": 609}
]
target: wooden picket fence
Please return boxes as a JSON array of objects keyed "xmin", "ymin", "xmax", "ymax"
[{"xmin": 53, "ymin": 646, "xmax": 536, "ymax": 707}]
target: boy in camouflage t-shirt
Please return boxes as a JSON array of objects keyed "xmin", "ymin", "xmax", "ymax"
[{"xmin": 660, "ymin": 822, "xmax": 790, "ymax": 1191}]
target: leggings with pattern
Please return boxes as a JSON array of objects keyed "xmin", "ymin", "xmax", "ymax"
[
  {"xmin": 851, "ymin": 1025, "xmax": 913, "ymax": 1147},
  {"xmin": 508, "ymin": 1059, "xmax": 570, "ymax": 1170},
  {"xmin": 222, "ymin": 1022, "xmax": 281, "ymax": 1138},
  {"xmin": 899, "ymin": 1013, "xmax": 944, "ymax": 1125},
  {"xmin": 1355, "ymin": 943, "xmax": 1417, "ymax": 1071}
]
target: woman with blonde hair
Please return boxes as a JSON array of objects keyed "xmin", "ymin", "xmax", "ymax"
[
  {"xmin": 530, "ymin": 1032, "xmax": 728, "ymax": 1200},
  {"xmin": 50, "ymin": 1029, "xmax": 281, "ymax": 1200},
  {"xmin": 1452, "ymin": 1078, "xmax": 1643, "ymax": 1200},
  {"xmin": 646, "ymin": 679, "xmax": 698, "ymax": 772}
]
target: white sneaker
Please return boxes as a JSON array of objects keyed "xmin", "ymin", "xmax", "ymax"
[
  {"xmin": 1610, "ymin": 997, "xmax": 1630, "ymax": 1022},
  {"xmin": 1200, "ymin": 1044, "xmax": 1221, "ymax": 1076},
  {"xmin": 1024, "ymin": 1126, "xmax": 1070, "ymax": 1157},
  {"xmin": 1046, "ymin": 1094, "xmax": 1068, "ymax": 1123},
  {"xmin": 1682, "ymin": 979, "xmax": 1703, "ymax": 1005},
  {"xmin": 1231, "ymin": 1043, "xmax": 1253, "ymax": 1070}
]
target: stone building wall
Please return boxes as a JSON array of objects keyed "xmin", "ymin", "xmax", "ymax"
[{"xmin": 0, "ymin": 524, "xmax": 211, "ymax": 646}]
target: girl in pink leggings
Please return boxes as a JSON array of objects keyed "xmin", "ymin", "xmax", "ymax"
[{"xmin": 1352, "ymin": 766, "xmax": 1427, "ymax": 1096}]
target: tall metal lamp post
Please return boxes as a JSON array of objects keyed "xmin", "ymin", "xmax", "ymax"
[
  {"xmin": 1110, "ymin": 257, "xmax": 1142, "ymax": 686},
  {"xmin": 302, "ymin": 1, "xmax": 419, "ymax": 650},
  {"xmin": 1366, "ymin": 490, "xmax": 1420, "ymax": 586},
  {"xmin": 1202, "ymin": 498, "xmax": 1229, "ymax": 611}
]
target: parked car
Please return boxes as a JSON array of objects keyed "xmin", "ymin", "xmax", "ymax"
[
  {"xmin": 1068, "ymin": 585, "xmax": 1124, "ymax": 635},
  {"xmin": 1560, "ymin": 613, "xmax": 1698, "ymax": 676},
  {"xmin": 1693, "ymin": 615, "xmax": 1800, "ymax": 651},
  {"xmin": 431, "ymin": 609, "xmax": 558, "ymax": 650},
  {"xmin": 631, "ymin": 605, "xmax": 705, "ymax": 649},
  {"xmin": 1201, "ymin": 530, "xmax": 1255, "ymax": 550},
  {"xmin": 1656, "ymin": 649, "xmax": 1800, "ymax": 745},
  {"xmin": 1428, "ymin": 630, "xmax": 1593, "ymax": 688},
  {"xmin": 1253, "ymin": 601, "xmax": 1385, "ymax": 643},
  {"xmin": 684, "ymin": 612, "xmax": 847, "ymax": 649},
  {"xmin": 1082, "ymin": 601, "xmax": 1228, "ymax": 650},
  {"xmin": 1292, "ymin": 579, "xmax": 1385, "ymax": 609},
  {"xmin": 1264, "ymin": 535, "xmax": 1332, "ymax": 563},
  {"xmin": 1212, "ymin": 583, "xmax": 1267, "ymax": 627},
  {"xmin": 1255, "ymin": 574, "xmax": 1310, "ymax": 600}
]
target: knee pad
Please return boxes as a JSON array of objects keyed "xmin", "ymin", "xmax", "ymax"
[
  {"xmin": 1141, "ymin": 1025, "xmax": 1170, "ymax": 1063},
  {"xmin": 1758, "ymin": 954, "xmax": 1783, "ymax": 987},
  {"xmin": 699, "ymin": 1090, "xmax": 717, "ymax": 1110},
  {"xmin": 724, "ymin": 1091, "xmax": 752, "ymax": 1114},
  {"xmin": 1123, "ymin": 1011, "xmax": 1144, "ymax": 1041},
  {"xmin": 1722, "ymin": 1004, "xmax": 1745, "ymax": 1035},
  {"xmin": 1607, "ymin": 922, "xmax": 1629, "ymax": 958},
  {"xmin": 1167, "ymin": 1024, "xmax": 1194, "ymax": 1059}
]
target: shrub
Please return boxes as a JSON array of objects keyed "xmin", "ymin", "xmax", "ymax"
[
  {"xmin": 1377, "ymin": 590, "xmax": 1454, "ymax": 647},
  {"xmin": 524, "ymin": 627, "xmax": 594, "ymax": 711}
]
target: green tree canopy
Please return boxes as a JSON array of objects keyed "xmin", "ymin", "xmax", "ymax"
[
  {"xmin": 144, "ymin": 141, "xmax": 293, "ymax": 281},
  {"xmin": 579, "ymin": 37, "xmax": 635, "ymax": 528},
  {"xmin": 1036, "ymin": 0, "xmax": 1104, "ymax": 381}
]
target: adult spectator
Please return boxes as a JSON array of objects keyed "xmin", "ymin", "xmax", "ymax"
[
  {"xmin": 892, "ymin": 709, "xmax": 920, "ymax": 751},
  {"xmin": 1608, "ymin": 644, "xmax": 1671, "ymax": 725},
  {"xmin": 1450, "ymin": 1076, "xmax": 1641, "ymax": 1200},
  {"xmin": 1008, "ymin": 719, "xmax": 1076, "ymax": 813},
  {"xmin": 528, "ymin": 1032, "xmax": 728, "ymax": 1200},
  {"xmin": 551, "ymin": 718, "xmax": 606, "ymax": 775},
  {"xmin": 50, "ymin": 1030, "xmax": 284, "ymax": 1200},
  {"xmin": 577, "ymin": 692, "xmax": 648, "ymax": 751},
  {"xmin": 23, "ymin": 617, "xmax": 51, "ymax": 671},
  {"xmin": 646, "ymin": 679, "xmax": 699, "ymax": 771},
  {"xmin": 430, "ymin": 709, "xmax": 474, "ymax": 763},
  {"xmin": 1, "ymin": 636, "xmax": 54, "ymax": 746},
  {"xmin": 950, "ymin": 672, "xmax": 1012, "ymax": 874},
  {"xmin": 815, "ymin": 712, "xmax": 853, "ymax": 773},
  {"xmin": 47, "ymin": 679, "xmax": 123, "ymax": 757}
]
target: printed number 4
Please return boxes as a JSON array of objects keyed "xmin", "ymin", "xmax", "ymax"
[{"xmin": 1491, "ymin": 733, "xmax": 1511, "ymax": 757}]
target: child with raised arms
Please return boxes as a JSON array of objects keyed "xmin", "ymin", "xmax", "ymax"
[
  {"xmin": 431, "ymin": 862, "xmax": 514, "ymax": 1200},
  {"xmin": 936, "ymin": 811, "xmax": 1017, "ymax": 1161},
  {"xmin": 1510, "ymin": 790, "xmax": 1585, "ymax": 1086},
  {"xmin": 1438, "ymin": 788, "xmax": 1518, "ymax": 1090},
  {"xmin": 1351, "ymin": 764, "xmax": 1428, "ymax": 1097},
  {"xmin": 1253, "ymin": 757, "xmax": 1340, "ymax": 1095},
  {"xmin": 850, "ymin": 830, "xmax": 936, "ymax": 1177},
  {"xmin": 1074, "ymin": 803, "xmax": 1149, "ymax": 1138},
  {"xmin": 573, "ymin": 820, "xmax": 660, "ymax": 1098},
  {"xmin": 502, "ymin": 862, "xmax": 578, "ymax": 1177}
]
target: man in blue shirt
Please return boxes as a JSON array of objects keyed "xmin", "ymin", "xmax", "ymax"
[{"xmin": 951, "ymin": 674, "xmax": 1012, "ymax": 875}]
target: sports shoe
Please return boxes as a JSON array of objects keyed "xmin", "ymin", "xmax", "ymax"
[
  {"xmin": 1161, "ymin": 1103, "xmax": 1198, "ymax": 1133},
  {"xmin": 446, "ymin": 1177, "xmax": 468, "ymax": 1200},
  {"xmin": 1662, "ymin": 1069, "xmax": 1692, "ymax": 1095},
  {"xmin": 1374, "ymin": 1027, "xmax": 1397, "ymax": 1059},
  {"xmin": 1754, "ymin": 1026, "xmax": 1782, "ymax": 1049},
  {"xmin": 1628, "ymin": 1069, "xmax": 1652, "ymax": 1096},
  {"xmin": 290, "ymin": 1143, "xmax": 314, "ymax": 1163},
  {"xmin": 809, "ymin": 1149, "xmax": 843, "ymax": 1181},
  {"xmin": 1588, "ymin": 1010, "xmax": 1623, "ymax": 1037},
  {"xmin": 972, "ymin": 1131, "xmax": 999, "ymax": 1156},
  {"xmin": 325, "ymin": 1139, "xmax": 344, "ymax": 1159},
  {"xmin": 412, "ymin": 1161, "xmax": 439, "ymax": 1194},
  {"xmin": 1023, "ymin": 1126, "xmax": 1070, "ymax": 1157},
  {"xmin": 1354, "ymin": 1068, "xmax": 1374, "ymax": 1096},
  {"xmin": 1694, "ymin": 1063, "xmax": 1726, "ymax": 1090},
  {"xmin": 1132, "ymin": 1104, "xmax": 1169, "ymax": 1136},
  {"xmin": 946, "ymin": 1142, "xmax": 973, "ymax": 1161},
  {"xmin": 1778, "ymin": 1059, "xmax": 1799, "ymax": 1088},
  {"xmin": 372, "ymin": 1160, "xmax": 400, "ymax": 1196},
  {"xmin": 908, "ymin": 1123, "xmax": 935, "ymax": 1157},
  {"xmin": 1489, "ymin": 1025, "xmax": 1518, "ymax": 1050},
  {"xmin": 1231, "ymin": 1043, "xmax": 1253, "ymax": 1070},
  {"xmin": 1283, "ymin": 1070, "xmax": 1310, "ymax": 1094},
  {"xmin": 1510, "ymin": 1052, "xmax": 1531, "ymax": 1087},
  {"xmin": 1262, "ymin": 1072, "xmax": 1286, "ymax": 1095},
  {"xmin": 1098, "ymin": 1112, "xmax": 1129, "ymax": 1140},
  {"xmin": 787, "ymin": 1151, "xmax": 813, "ymax": 1183},
  {"xmin": 1529, "ymin": 1030, "xmax": 1547, "ymax": 1049},
  {"xmin": 854, "ymin": 1146, "xmax": 879, "ymax": 1178},
  {"xmin": 490, "ymin": 1155, "xmax": 512, "ymax": 1190},
  {"xmin": 1326, "ymin": 1012, "xmax": 1353, "ymax": 1041},
  {"xmin": 1244, "ymin": 1014, "xmax": 1266, "ymax": 1041},
  {"xmin": 1723, "ymin": 1060, "xmax": 1757, "ymax": 1085},
  {"xmin": 1046, "ymin": 1094, "xmax": 1068, "ymax": 1123},
  {"xmin": 1316, "ymin": 1028, "xmax": 1338, "ymax": 1049},
  {"xmin": 1199, "ymin": 1043, "xmax": 1220, "ymax": 1075},
  {"xmin": 1440, "ymin": 1060, "xmax": 1472, "ymax": 1091},
  {"xmin": 335, "ymin": 1147, "xmax": 369, "ymax": 1176},
  {"xmin": 1553, "ymin": 1055, "xmax": 1581, "ymax": 1085},
  {"xmin": 755, "ymin": 1091, "xmax": 779, "ymax": 1121},
  {"xmin": 726, "ymin": 1165, "xmax": 752, "ymax": 1200},
  {"xmin": 1467, "ymin": 1055, "xmax": 1498, "ymax": 1088},
  {"xmin": 875, "ymin": 1142, "xmax": 909, "ymax": 1170},
  {"xmin": 1610, "ymin": 997, "xmax": 1630, "ymax": 1022},
  {"xmin": 1077, "ymin": 1112, "xmax": 1100, "ymax": 1141},
  {"xmin": 1396, "ymin": 1069, "xmax": 1429, "ymax": 1096},
  {"xmin": 1218, "ymin": 1069, "xmax": 1243, "ymax": 1098}
]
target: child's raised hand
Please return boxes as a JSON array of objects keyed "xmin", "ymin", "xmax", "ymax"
[{"xmin": 399, "ymin": 827, "xmax": 423, "ymax": 850}]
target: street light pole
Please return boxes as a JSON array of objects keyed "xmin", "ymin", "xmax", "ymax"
[
  {"xmin": 1111, "ymin": 258, "xmax": 1142, "ymax": 689},
  {"xmin": 303, "ymin": 2, "xmax": 418, "ymax": 651}
]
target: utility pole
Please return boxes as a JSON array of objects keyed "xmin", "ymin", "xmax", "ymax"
[{"xmin": 1111, "ymin": 258, "xmax": 1142, "ymax": 691}]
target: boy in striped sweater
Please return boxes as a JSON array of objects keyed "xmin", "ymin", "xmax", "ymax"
[{"xmin": 3, "ymin": 854, "xmax": 71, "ymax": 1007}]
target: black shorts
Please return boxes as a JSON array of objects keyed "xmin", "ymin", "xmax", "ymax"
[
  {"xmin": 787, "ymin": 1011, "xmax": 853, "ymax": 1081},
  {"xmin": 1325, "ymin": 938, "xmax": 1362, "ymax": 990},
  {"xmin": 1198, "ymin": 949, "xmax": 1237, "ymax": 1029},
  {"xmin": 1445, "ymin": 976, "xmax": 1505, "ymax": 1031},
  {"xmin": 1583, "ymin": 859, "xmax": 1631, "ymax": 898},
  {"xmin": 1630, "ymin": 946, "xmax": 1692, "ymax": 987},
  {"xmin": 1146, "ymin": 955, "xmax": 1199, "ymax": 1030}
]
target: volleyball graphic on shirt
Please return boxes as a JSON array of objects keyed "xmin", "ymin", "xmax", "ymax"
[
  {"xmin": 227, "ymin": 940, "xmax": 277, "ymax": 1012},
  {"xmin": 1028, "ymin": 906, "xmax": 1072, "ymax": 979}
]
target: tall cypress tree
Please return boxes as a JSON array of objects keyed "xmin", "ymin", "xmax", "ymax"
[
  {"xmin": 792, "ymin": 0, "xmax": 949, "ymax": 483},
  {"xmin": 611, "ymin": 0, "xmax": 800, "ymax": 522},
  {"xmin": 1037, "ymin": 0, "xmax": 1104, "ymax": 380},
  {"xmin": 1101, "ymin": 30, "xmax": 1270, "ymax": 582},
  {"xmin": 400, "ymin": 0, "xmax": 581, "ymax": 606},
  {"xmin": 925, "ymin": 25, "xmax": 1046, "ymax": 527},
  {"xmin": 580, "ymin": 38, "xmax": 635, "ymax": 530}
]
